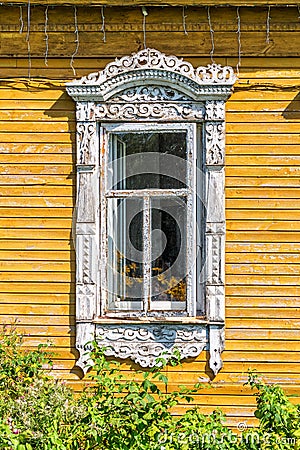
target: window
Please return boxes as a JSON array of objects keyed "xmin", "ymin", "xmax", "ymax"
[
  {"xmin": 101, "ymin": 123, "xmax": 197, "ymax": 318},
  {"xmin": 67, "ymin": 48, "xmax": 236, "ymax": 374}
]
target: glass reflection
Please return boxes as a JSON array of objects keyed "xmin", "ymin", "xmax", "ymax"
[
  {"xmin": 151, "ymin": 197, "xmax": 187, "ymax": 306},
  {"xmin": 107, "ymin": 198, "xmax": 143, "ymax": 310},
  {"xmin": 109, "ymin": 132, "xmax": 187, "ymax": 190}
]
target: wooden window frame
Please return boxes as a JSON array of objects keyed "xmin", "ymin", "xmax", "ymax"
[
  {"xmin": 100, "ymin": 122, "xmax": 196, "ymax": 318},
  {"xmin": 66, "ymin": 48, "xmax": 236, "ymax": 374}
]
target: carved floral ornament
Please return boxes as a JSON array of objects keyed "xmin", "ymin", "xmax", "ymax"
[
  {"xmin": 67, "ymin": 48, "xmax": 236, "ymax": 102},
  {"xmin": 66, "ymin": 48, "xmax": 237, "ymax": 375}
]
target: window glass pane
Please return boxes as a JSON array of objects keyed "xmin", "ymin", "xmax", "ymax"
[
  {"xmin": 107, "ymin": 198, "xmax": 143, "ymax": 311},
  {"xmin": 150, "ymin": 197, "xmax": 187, "ymax": 310},
  {"xmin": 109, "ymin": 132, "xmax": 187, "ymax": 190}
]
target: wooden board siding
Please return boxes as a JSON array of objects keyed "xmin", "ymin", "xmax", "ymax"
[
  {"xmin": 0, "ymin": 1, "xmax": 299, "ymax": 6},
  {"xmin": 0, "ymin": 5, "xmax": 299, "ymax": 428},
  {"xmin": 0, "ymin": 7, "xmax": 299, "ymax": 59}
]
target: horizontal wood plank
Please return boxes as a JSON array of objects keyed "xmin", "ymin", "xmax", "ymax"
[
  {"xmin": 227, "ymin": 221, "xmax": 300, "ymax": 231},
  {"xmin": 0, "ymin": 1, "xmax": 299, "ymax": 5}
]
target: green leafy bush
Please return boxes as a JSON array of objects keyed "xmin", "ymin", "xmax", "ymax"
[
  {"xmin": 0, "ymin": 325, "xmax": 299, "ymax": 449},
  {"xmin": 244, "ymin": 371, "xmax": 300, "ymax": 450}
]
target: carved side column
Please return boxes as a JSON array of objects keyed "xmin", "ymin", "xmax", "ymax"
[
  {"xmin": 204, "ymin": 100, "xmax": 226, "ymax": 375},
  {"xmin": 75, "ymin": 102, "xmax": 99, "ymax": 373}
]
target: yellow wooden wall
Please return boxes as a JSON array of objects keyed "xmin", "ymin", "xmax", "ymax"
[{"xmin": 0, "ymin": 5, "xmax": 299, "ymax": 428}]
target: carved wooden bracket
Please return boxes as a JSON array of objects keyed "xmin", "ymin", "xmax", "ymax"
[
  {"xmin": 96, "ymin": 324, "xmax": 207, "ymax": 368},
  {"xmin": 66, "ymin": 48, "xmax": 236, "ymax": 375}
]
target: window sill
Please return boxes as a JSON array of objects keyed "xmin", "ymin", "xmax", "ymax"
[{"xmin": 93, "ymin": 316, "xmax": 209, "ymax": 325}]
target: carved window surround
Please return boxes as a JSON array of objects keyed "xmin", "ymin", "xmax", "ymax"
[{"xmin": 66, "ymin": 48, "xmax": 236, "ymax": 375}]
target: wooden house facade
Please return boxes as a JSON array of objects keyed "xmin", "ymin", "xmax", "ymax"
[{"xmin": 0, "ymin": 0, "xmax": 299, "ymax": 427}]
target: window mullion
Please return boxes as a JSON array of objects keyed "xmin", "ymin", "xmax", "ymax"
[
  {"xmin": 187, "ymin": 124, "xmax": 197, "ymax": 316},
  {"xmin": 100, "ymin": 128, "xmax": 108, "ymax": 316},
  {"xmin": 143, "ymin": 195, "xmax": 151, "ymax": 314}
]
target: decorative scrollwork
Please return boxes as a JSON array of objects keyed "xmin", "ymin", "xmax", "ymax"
[
  {"xmin": 82, "ymin": 49, "xmax": 195, "ymax": 84},
  {"xmin": 111, "ymin": 85, "xmax": 191, "ymax": 102},
  {"xmin": 196, "ymin": 64, "xmax": 236, "ymax": 84},
  {"xmin": 79, "ymin": 48, "xmax": 236, "ymax": 86},
  {"xmin": 205, "ymin": 100, "xmax": 225, "ymax": 120},
  {"xmin": 67, "ymin": 49, "xmax": 236, "ymax": 103},
  {"xmin": 77, "ymin": 122, "xmax": 96, "ymax": 164},
  {"xmin": 205, "ymin": 122, "xmax": 225, "ymax": 165},
  {"xmin": 95, "ymin": 324, "xmax": 207, "ymax": 367},
  {"xmin": 92, "ymin": 102, "xmax": 203, "ymax": 121}
]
